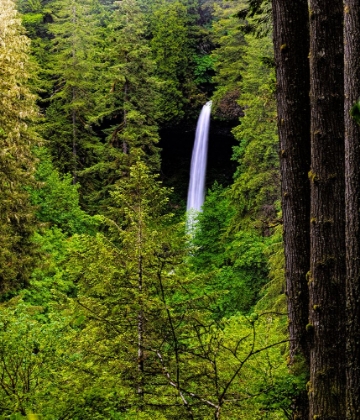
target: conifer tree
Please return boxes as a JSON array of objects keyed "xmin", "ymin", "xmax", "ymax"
[
  {"xmin": 210, "ymin": 0, "xmax": 246, "ymax": 119},
  {"xmin": 85, "ymin": 0, "xmax": 161, "ymax": 211},
  {"xmin": 105, "ymin": 0, "xmax": 160, "ymax": 166},
  {"xmin": 149, "ymin": 0, "xmax": 199, "ymax": 122},
  {"xmin": 66, "ymin": 159, "xmax": 209, "ymax": 416},
  {"xmin": 272, "ymin": 0, "xmax": 346, "ymax": 417},
  {"xmin": 344, "ymin": 1, "xmax": 360, "ymax": 417},
  {"xmin": 230, "ymin": 34, "xmax": 279, "ymax": 229},
  {"xmin": 0, "ymin": 0, "xmax": 39, "ymax": 295},
  {"xmin": 44, "ymin": 0, "xmax": 106, "ymax": 186},
  {"xmin": 272, "ymin": 0, "xmax": 311, "ymax": 416},
  {"xmin": 308, "ymin": 1, "xmax": 346, "ymax": 417}
]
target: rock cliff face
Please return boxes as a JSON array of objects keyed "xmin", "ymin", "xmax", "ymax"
[
  {"xmin": 213, "ymin": 90, "xmax": 244, "ymax": 121},
  {"xmin": 159, "ymin": 119, "xmax": 238, "ymax": 203}
]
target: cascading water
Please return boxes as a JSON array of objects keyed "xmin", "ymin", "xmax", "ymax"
[{"xmin": 186, "ymin": 101, "xmax": 212, "ymax": 229}]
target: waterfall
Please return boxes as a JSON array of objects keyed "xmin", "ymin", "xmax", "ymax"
[{"xmin": 186, "ymin": 101, "xmax": 212, "ymax": 227}]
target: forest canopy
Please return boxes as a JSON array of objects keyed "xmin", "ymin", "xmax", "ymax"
[{"xmin": 1, "ymin": 0, "xmax": 358, "ymax": 419}]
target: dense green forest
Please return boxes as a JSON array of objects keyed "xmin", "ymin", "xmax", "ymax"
[{"xmin": 1, "ymin": 0, "xmax": 360, "ymax": 418}]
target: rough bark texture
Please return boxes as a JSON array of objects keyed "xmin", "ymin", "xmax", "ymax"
[
  {"xmin": 344, "ymin": 2, "xmax": 360, "ymax": 418},
  {"xmin": 308, "ymin": 1, "xmax": 346, "ymax": 418},
  {"xmin": 271, "ymin": 1, "xmax": 311, "ymax": 418}
]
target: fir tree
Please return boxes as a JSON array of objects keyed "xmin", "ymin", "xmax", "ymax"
[
  {"xmin": 230, "ymin": 34, "xmax": 279, "ymax": 230},
  {"xmin": 149, "ymin": 0, "xmax": 201, "ymax": 122},
  {"xmin": 65, "ymin": 159, "xmax": 208, "ymax": 416},
  {"xmin": 86, "ymin": 0, "xmax": 161, "ymax": 211},
  {"xmin": 210, "ymin": 0, "xmax": 246, "ymax": 119},
  {"xmin": 272, "ymin": 0, "xmax": 311, "ymax": 415},
  {"xmin": 308, "ymin": 1, "xmax": 346, "ymax": 417},
  {"xmin": 344, "ymin": 1, "xmax": 360, "ymax": 416},
  {"xmin": 44, "ymin": 0, "xmax": 106, "ymax": 187},
  {"xmin": 0, "ymin": 0, "xmax": 39, "ymax": 295}
]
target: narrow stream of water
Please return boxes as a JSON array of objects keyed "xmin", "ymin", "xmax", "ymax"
[{"xmin": 186, "ymin": 101, "xmax": 212, "ymax": 214}]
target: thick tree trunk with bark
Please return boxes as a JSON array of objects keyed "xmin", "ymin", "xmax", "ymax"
[
  {"xmin": 344, "ymin": 2, "xmax": 360, "ymax": 418},
  {"xmin": 271, "ymin": 1, "xmax": 311, "ymax": 417},
  {"xmin": 308, "ymin": 1, "xmax": 346, "ymax": 418}
]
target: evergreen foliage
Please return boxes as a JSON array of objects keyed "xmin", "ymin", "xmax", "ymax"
[
  {"xmin": 230, "ymin": 34, "xmax": 279, "ymax": 229},
  {"xmin": 30, "ymin": 148, "xmax": 99, "ymax": 235},
  {"xmin": 43, "ymin": 0, "xmax": 106, "ymax": 188},
  {"xmin": 0, "ymin": 299, "xmax": 67, "ymax": 417},
  {"xmin": 191, "ymin": 183, "xmax": 269, "ymax": 318},
  {"xmin": 210, "ymin": 0, "xmax": 246, "ymax": 119},
  {"xmin": 101, "ymin": 0, "xmax": 161, "ymax": 169},
  {"xmin": 0, "ymin": 0, "xmax": 313, "ymax": 417},
  {"xmin": 56, "ymin": 160, "xmax": 214, "ymax": 417},
  {"xmin": 0, "ymin": 0, "xmax": 39, "ymax": 295},
  {"xmin": 149, "ymin": 0, "xmax": 206, "ymax": 122},
  {"xmin": 81, "ymin": 0, "xmax": 163, "ymax": 210}
]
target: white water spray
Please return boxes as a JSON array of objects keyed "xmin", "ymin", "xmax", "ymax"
[{"xmin": 186, "ymin": 101, "xmax": 212, "ymax": 224}]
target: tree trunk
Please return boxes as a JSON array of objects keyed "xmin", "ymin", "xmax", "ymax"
[
  {"xmin": 72, "ymin": 5, "xmax": 77, "ymax": 184},
  {"xmin": 72, "ymin": 105, "xmax": 77, "ymax": 184},
  {"xmin": 123, "ymin": 82, "xmax": 128, "ymax": 154},
  {"xmin": 344, "ymin": 2, "xmax": 360, "ymax": 418},
  {"xmin": 308, "ymin": 1, "xmax": 346, "ymax": 418},
  {"xmin": 271, "ymin": 0, "xmax": 311, "ymax": 417},
  {"xmin": 137, "ymin": 200, "xmax": 144, "ymax": 402}
]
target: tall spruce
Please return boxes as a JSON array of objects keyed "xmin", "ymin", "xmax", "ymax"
[
  {"xmin": 0, "ymin": 0, "xmax": 39, "ymax": 295},
  {"xmin": 271, "ymin": 0, "xmax": 311, "ymax": 417},
  {"xmin": 230, "ymin": 33, "xmax": 279, "ymax": 230},
  {"xmin": 308, "ymin": 1, "xmax": 346, "ymax": 417},
  {"xmin": 44, "ymin": 0, "xmax": 106, "ymax": 185},
  {"xmin": 66, "ymin": 159, "xmax": 211, "ymax": 417},
  {"xmin": 344, "ymin": 1, "xmax": 360, "ymax": 417},
  {"xmin": 210, "ymin": 0, "xmax": 246, "ymax": 119},
  {"xmin": 84, "ymin": 0, "xmax": 162, "ymax": 211},
  {"xmin": 149, "ymin": 0, "xmax": 198, "ymax": 122}
]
